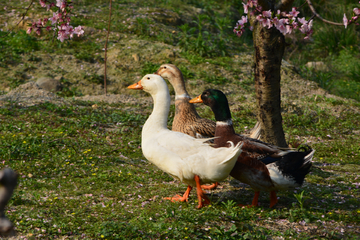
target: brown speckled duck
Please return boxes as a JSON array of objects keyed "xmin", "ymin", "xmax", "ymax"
[
  {"xmin": 155, "ymin": 64, "xmax": 215, "ymax": 138},
  {"xmin": 190, "ymin": 89, "xmax": 315, "ymax": 208}
]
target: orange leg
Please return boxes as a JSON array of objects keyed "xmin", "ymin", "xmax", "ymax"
[
  {"xmin": 269, "ymin": 191, "xmax": 278, "ymax": 208},
  {"xmin": 201, "ymin": 182, "xmax": 219, "ymax": 190},
  {"xmin": 194, "ymin": 175, "xmax": 210, "ymax": 209},
  {"xmin": 239, "ymin": 191, "xmax": 260, "ymax": 208},
  {"xmin": 164, "ymin": 185, "xmax": 193, "ymax": 203},
  {"xmin": 251, "ymin": 191, "xmax": 260, "ymax": 207}
]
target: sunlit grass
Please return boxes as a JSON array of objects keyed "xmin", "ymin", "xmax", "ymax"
[{"xmin": 0, "ymin": 98, "xmax": 359, "ymax": 239}]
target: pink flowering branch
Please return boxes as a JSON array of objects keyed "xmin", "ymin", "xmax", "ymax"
[
  {"xmin": 234, "ymin": 0, "xmax": 360, "ymax": 39},
  {"xmin": 27, "ymin": 0, "xmax": 84, "ymax": 42}
]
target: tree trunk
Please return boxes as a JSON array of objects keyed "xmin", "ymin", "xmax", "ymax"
[{"xmin": 252, "ymin": 19, "xmax": 288, "ymax": 148}]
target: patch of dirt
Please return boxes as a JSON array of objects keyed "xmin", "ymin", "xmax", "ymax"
[{"xmin": 0, "ymin": 82, "xmax": 65, "ymax": 107}]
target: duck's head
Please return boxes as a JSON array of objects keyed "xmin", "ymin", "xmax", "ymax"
[
  {"xmin": 155, "ymin": 64, "xmax": 189, "ymax": 98},
  {"xmin": 127, "ymin": 74, "xmax": 168, "ymax": 95},
  {"xmin": 189, "ymin": 89, "xmax": 232, "ymax": 121},
  {"xmin": 155, "ymin": 64, "xmax": 183, "ymax": 84}
]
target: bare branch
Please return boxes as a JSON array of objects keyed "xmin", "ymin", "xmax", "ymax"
[
  {"xmin": 104, "ymin": 0, "xmax": 113, "ymax": 96},
  {"xmin": 305, "ymin": 0, "xmax": 344, "ymax": 26},
  {"xmin": 0, "ymin": 0, "xmax": 35, "ymax": 38}
]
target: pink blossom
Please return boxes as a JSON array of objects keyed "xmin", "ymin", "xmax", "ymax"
[
  {"xmin": 35, "ymin": 28, "xmax": 41, "ymax": 35},
  {"xmin": 240, "ymin": 15, "xmax": 248, "ymax": 25},
  {"xmin": 36, "ymin": 19, "xmax": 43, "ymax": 26},
  {"xmin": 256, "ymin": 14, "xmax": 271, "ymax": 28},
  {"xmin": 343, "ymin": 13, "xmax": 348, "ymax": 28},
  {"xmin": 49, "ymin": 12, "xmax": 58, "ymax": 25},
  {"xmin": 56, "ymin": 0, "xmax": 66, "ymax": 11},
  {"xmin": 258, "ymin": 17, "xmax": 272, "ymax": 29},
  {"xmin": 73, "ymin": 26, "xmax": 84, "ymax": 37},
  {"xmin": 234, "ymin": 28, "xmax": 245, "ymax": 37},
  {"xmin": 299, "ymin": 22, "xmax": 310, "ymax": 34},
  {"xmin": 247, "ymin": 0, "xmax": 257, "ymax": 8},
  {"xmin": 286, "ymin": 25, "xmax": 292, "ymax": 34},
  {"xmin": 298, "ymin": 17, "xmax": 307, "ymax": 25},
  {"xmin": 57, "ymin": 24, "xmax": 71, "ymax": 42},
  {"xmin": 275, "ymin": 18, "xmax": 288, "ymax": 34},
  {"xmin": 272, "ymin": 17, "xmax": 279, "ymax": 25},
  {"xmin": 262, "ymin": 10, "xmax": 272, "ymax": 18},
  {"xmin": 308, "ymin": 19, "xmax": 313, "ymax": 29},
  {"xmin": 242, "ymin": 3, "xmax": 248, "ymax": 14},
  {"xmin": 354, "ymin": 8, "xmax": 360, "ymax": 16},
  {"xmin": 26, "ymin": 27, "xmax": 32, "ymax": 34},
  {"xmin": 236, "ymin": 15, "xmax": 248, "ymax": 28},
  {"xmin": 289, "ymin": 7, "xmax": 300, "ymax": 17},
  {"xmin": 39, "ymin": 0, "xmax": 46, "ymax": 8}
]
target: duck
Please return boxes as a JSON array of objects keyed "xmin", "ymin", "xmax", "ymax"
[
  {"xmin": 127, "ymin": 75, "xmax": 243, "ymax": 209},
  {"xmin": 190, "ymin": 89, "xmax": 315, "ymax": 208},
  {"xmin": 155, "ymin": 64, "xmax": 261, "ymax": 139}
]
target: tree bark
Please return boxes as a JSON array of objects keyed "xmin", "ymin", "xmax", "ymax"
[{"xmin": 251, "ymin": 11, "xmax": 288, "ymax": 147}]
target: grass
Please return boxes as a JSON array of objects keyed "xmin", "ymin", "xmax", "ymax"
[
  {"xmin": 0, "ymin": 98, "xmax": 359, "ymax": 239},
  {"xmin": 285, "ymin": 0, "xmax": 360, "ymax": 101}
]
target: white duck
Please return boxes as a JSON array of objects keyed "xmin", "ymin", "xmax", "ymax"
[{"xmin": 128, "ymin": 74, "xmax": 243, "ymax": 209}]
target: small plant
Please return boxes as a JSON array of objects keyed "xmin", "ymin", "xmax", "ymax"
[
  {"xmin": 294, "ymin": 190, "xmax": 305, "ymax": 210},
  {"xmin": 222, "ymin": 200, "xmax": 238, "ymax": 217}
]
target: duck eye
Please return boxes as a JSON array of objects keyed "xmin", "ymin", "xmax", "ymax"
[
  {"xmin": 147, "ymin": 77, "xmax": 150, "ymax": 79},
  {"xmin": 164, "ymin": 66, "xmax": 167, "ymax": 69}
]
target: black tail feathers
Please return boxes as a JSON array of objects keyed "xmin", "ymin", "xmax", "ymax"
[{"xmin": 276, "ymin": 146, "xmax": 315, "ymax": 186}]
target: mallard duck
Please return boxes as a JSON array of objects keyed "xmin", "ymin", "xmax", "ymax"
[
  {"xmin": 190, "ymin": 89, "xmax": 315, "ymax": 208},
  {"xmin": 127, "ymin": 75, "xmax": 243, "ymax": 209}
]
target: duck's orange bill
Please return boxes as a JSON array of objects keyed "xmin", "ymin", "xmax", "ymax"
[
  {"xmin": 189, "ymin": 95, "xmax": 203, "ymax": 103},
  {"xmin": 127, "ymin": 81, "xmax": 143, "ymax": 90}
]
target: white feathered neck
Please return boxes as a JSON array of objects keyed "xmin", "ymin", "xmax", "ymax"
[{"xmin": 142, "ymin": 80, "xmax": 171, "ymax": 137}]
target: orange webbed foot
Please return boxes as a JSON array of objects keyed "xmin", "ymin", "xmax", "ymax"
[
  {"xmin": 201, "ymin": 182, "xmax": 219, "ymax": 190},
  {"xmin": 237, "ymin": 192, "xmax": 261, "ymax": 208},
  {"xmin": 164, "ymin": 185, "xmax": 192, "ymax": 203},
  {"xmin": 194, "ymin": 175, "xmax": 211, "ymax": 209}
]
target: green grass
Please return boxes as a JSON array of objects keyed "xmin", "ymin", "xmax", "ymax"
[
  {"xmin": 0, "ymin": 99, "xmax": 359, "ymax": 239},
  {"xmin": 285, "ymin": 0, "xmax": 360, "ymax": 101}
]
